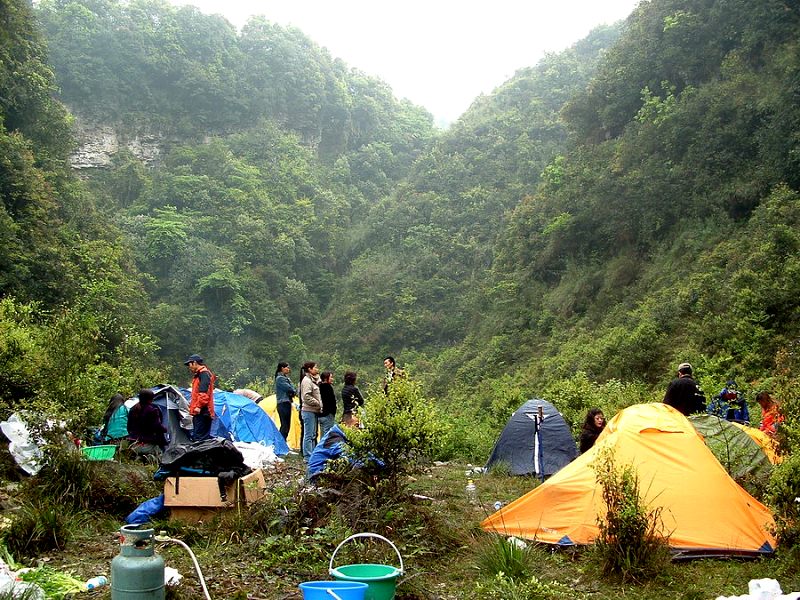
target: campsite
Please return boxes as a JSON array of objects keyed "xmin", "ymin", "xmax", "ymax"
[
  {"xmin": 4, "ymin": 0, "xmax": 800, "ymax": 597},
  {"xmin": 2, "ymin": 380, "xmax": 800, "ymax": 599}
]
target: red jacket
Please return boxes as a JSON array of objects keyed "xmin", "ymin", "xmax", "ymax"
[{"xmin": 190, "ymin": 365, "xmax": 216, "ymax": 417}]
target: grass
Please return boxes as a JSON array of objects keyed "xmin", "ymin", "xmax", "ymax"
[{"xmin": 1, "ymin": 453, "xmax": 799, "ymax": 599}]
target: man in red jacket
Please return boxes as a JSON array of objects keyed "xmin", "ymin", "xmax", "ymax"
[{"xmin": 184, "ymin": 353, "xmax": 216, "ymax": 441}]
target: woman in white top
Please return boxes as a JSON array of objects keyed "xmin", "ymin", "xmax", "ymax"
[{"xmin": 299, "ymin": 361, "xmax": 322, "ymax": 460}]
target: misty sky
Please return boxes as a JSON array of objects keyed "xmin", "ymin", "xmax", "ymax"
[{"xmin": 167, "ymin": 0, "xmax": 641, "ymax": 125}]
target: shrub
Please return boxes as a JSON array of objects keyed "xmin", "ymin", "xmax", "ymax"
[
  {"xmin": 543, "ymin": 372, "xmax": 651, "ymax": 437},
  {"xmin": 346, "ymin": 376, "xmax": 444, "ymax": 483},
  {"xmin": 24, "ymin": 443, "xmax": 94, "ymax": 508},
  {"xmin": 21, "ymin": 443, "xmax": 159, "ymax": 517},
  {"xmin": 592, "ymin": 448, "xmax": 670, "ymax": 582},
  {"xmin": 435, "ymin": 410, "xmax": 494, "ymax": 462},
  {"xmin": 766, "ymin": 452, "xmax": 800, "ymax": 549}
]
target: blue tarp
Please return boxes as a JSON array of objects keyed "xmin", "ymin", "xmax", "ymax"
[
  {"xmin": 307, "ymin": 425, "xmax": 348, "ymax": 479},
  {"xmin": 179, "ymin": 389, "xmax": 290, "ymax": 455},
  {"xmin": 126, "ymin": 494, "xmax": 165, "ymax": 524}
]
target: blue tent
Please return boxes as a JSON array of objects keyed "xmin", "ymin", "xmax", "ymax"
[
  {"xmin": 485, "ymin": 398, "xmax": 578, "ymax": 478},
  {"xmin": 179, "ymin": 389, "xmax": 290, "ymax": 455}
]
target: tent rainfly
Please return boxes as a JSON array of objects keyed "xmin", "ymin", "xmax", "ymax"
[
  {"xmin": 689, "ymin": 413, "xmax": 772, "ymax": 481},
  {"xmin": 484, "ymin": 398, "xmax": 578, "ymax": 478}
]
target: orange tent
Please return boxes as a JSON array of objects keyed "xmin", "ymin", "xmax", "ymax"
[
  {"xmin": 259, "ymin": 394, "xmax": 301, "ymax": 451},
  {"xmin": 482, "ymin": 403, "xmax": 776, "ymax": 557},
  {"xmin": 732, "ymin": 422, "xmax": 782, "ymax": 465}
]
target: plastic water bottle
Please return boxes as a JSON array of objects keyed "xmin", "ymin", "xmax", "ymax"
[
  {"xmin": 465, "ymin": 479, "xmax": 477, "ymax": 504},
  {"xmin": 84, "ymin": 576, "xmax": 108, "ymax": 590}
]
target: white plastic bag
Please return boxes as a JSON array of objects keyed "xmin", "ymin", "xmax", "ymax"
[{"xmin": 0, "ymin": 414, "xmax": 43, "ymax": 475}]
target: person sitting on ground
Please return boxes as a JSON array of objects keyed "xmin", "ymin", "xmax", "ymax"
[
  {"xmin": 127, "ymin": 388, "xmax": 167, "ymax": 459},
  {"xmin": 579, "ymin": 408, "xmax": 606, "ymax": 453},
  {"xmin": 101, "ymin": 392, "xmax": 129, "ymax": 443},
  {"xmin": 707, "ymin": 379, "xmax": 749, "ymax": 423},
  {"xmin": 340, "ymin": 371, "xmax": 365, "ymax": 428},
  {"xmin": 663, "ymin": 362, "xmax": 706, "ymax": 416},
  {"xmin": 755, "ymin": 391, "xmax": 784, "ymax": 437}
]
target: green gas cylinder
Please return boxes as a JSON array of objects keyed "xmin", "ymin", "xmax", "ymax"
[{"xmin": 111, "ymin": 524, "xmax": 165, "ymax": 599}]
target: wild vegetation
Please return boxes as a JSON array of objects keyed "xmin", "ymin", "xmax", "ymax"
[{"xmin": 2, "ymin": 0, "xmax": 800, "ymax": 596}]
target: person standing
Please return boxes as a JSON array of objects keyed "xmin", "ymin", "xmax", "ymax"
[
  {"xmin": 274, "ymin": 361, "xmax": 297, "ymax": 441},
  {"xmin": 756, "ymin": 391, "xmax": 784, "ymax": 437},
  {"xmin": 663, "ymin": 362, "xmax": 706, "ymax": 416},
  {"xmin": 341, "ymin": 371, "xmax": 365, "ymax": 427},
  {"xmin": 299, "ymin": 361, "xmax": 322, "ymax": 460},
  {"xmin": 127, "ymin": 388, "xmax": 167, "ymax": 459},
  {"xmin": 184, "ymin": 353, "xmax": 216, "ymax": 441},
  {"xmin": 579, "ymin": 408, "xmax": 606, "ymax": 453},
  {"xmin": 318, "ymin": 371, "xmax": 337, "ymax": 438},
  {"xmin": 382, "ymin": 356, "xmax": 404, "ymax": 394}
]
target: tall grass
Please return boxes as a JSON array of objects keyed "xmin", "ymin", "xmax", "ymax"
[{"xmin": 476, "ymin": 535, "xmax": 535, "ymax": 580}]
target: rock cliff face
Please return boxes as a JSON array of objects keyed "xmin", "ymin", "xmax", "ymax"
[{"xmin": 69, "ymin": 114, "xmax": 162, "ymax": 169}]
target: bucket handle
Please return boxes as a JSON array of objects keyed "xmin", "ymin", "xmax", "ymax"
[
  {"xmin": 326, "ymin": 590, "xmax": 343, "ymax": 600},
  {"xmin": 329, "ymin": 533, "xmax": 404, "ymax": 575}
]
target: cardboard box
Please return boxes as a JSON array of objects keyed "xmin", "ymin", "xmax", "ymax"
[
  {"xmin": 235, "ymin": 468, "xmax": 267, "ymax": 504},
  {"xmin": 168, "ymin": 507, "xmax": 221, "ymax": 523},
  {"xmin": 164, "ymin": 469, "xmax": 266, "ymax": 508}
]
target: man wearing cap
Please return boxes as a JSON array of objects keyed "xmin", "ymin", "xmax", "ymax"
[
  {"xmin": 184, "ymin": 354, "xmax": 216, "ymax": 441},
  {"xmin": 663, "ymin": 362, "xmax": 706, "ymax": 416}
]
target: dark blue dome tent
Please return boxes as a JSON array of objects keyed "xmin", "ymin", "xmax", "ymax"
[
  {"xmin": 485, "ymin": 398, "xmax": 578, "ymax": 478},
  {"xmin": 125, "ymin": 384, "xmax": 193, "ymax": 447}
]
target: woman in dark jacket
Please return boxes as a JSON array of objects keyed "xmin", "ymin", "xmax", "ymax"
[
  {"xmin": 340, "ymin": 371, "xmax": 365, "ymax": 428},
  {"xmin": 579, "ymin": 408, "xmax": 606, "ymax": 453},
  {"xmin": 318, "ymin": 371, "xmax": 337, "ymax": 439},
  {"xmin": 274, "ymin": 362, "xmax": 297, "ymax": 440}
]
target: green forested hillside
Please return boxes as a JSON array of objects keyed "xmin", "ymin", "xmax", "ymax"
[
  {"xmin": 31, "ymin": 0, "xmax": 438, "ymax": 382},
  {"xmin": 318, "ymin": 26, "xmax": 621, "ymax": 364},
  {"xmin": 426, "ymin": 0, "xmax": 800, "ymax": 455}
]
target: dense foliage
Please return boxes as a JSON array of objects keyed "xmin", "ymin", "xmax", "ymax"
[
  {"xmin": 32, "ymin": 0, "xmax": 437, "ymax": 382},
  {"xmin": 0, "ymin": 0, "xmax": 161, "ymax": 423},
  {"xmin": 2, "ymin": 0, "xmax": 800, "ymax": 512}
]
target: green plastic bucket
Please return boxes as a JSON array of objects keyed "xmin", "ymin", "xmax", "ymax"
[{"xmin": 329, "ymin": 534, "xmax": 403, "ymax": 600}]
